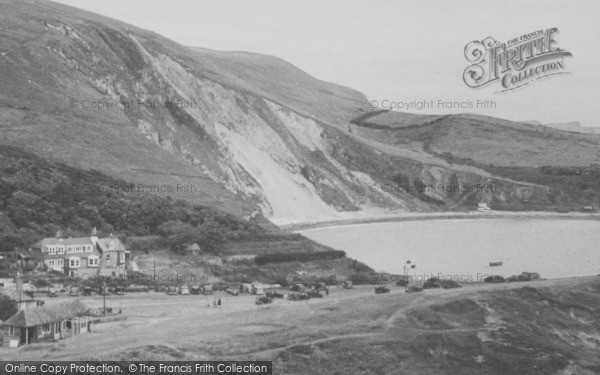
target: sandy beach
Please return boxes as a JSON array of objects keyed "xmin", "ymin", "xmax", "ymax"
[{"xmin": 282, "ymin": 211, "xmax": 600, "ymax": 232}]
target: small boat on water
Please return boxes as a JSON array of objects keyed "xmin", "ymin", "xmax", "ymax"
[{"xmin": 489, "ymin": 262, "xmax": 503, "ymax": 267}]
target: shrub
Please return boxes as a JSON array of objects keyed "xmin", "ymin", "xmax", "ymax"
[{"xmin": 254, "ymin": 250, "xmax": 346, "ymax": 265}]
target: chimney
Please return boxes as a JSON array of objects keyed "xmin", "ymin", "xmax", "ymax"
[{"xmin": 90, "ymin": 227, "xmax": 99, "ymax": 246}]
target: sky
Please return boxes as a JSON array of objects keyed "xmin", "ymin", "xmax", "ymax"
[{"xmin": 52, "ymin": 0, "xmax": 600, "ymax": 128}]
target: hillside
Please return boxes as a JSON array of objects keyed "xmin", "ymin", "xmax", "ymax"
[
  {"xmin": 0, "ymin": 0, "xmax": 598, "ymax": 226},
  {"xmin": 0, "ymin": 144, "xmax": 379, "ymax": 288},
  {"xmin": 0, "ymin": 145, "xmax": 329, "ymax": 255}
]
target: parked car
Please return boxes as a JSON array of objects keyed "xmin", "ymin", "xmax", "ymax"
[
  {"xmin": 82, "ymin": 286, "xmax": 93, "ymax": 296},
  {"xmin": 342, "ymin": 281, "xmax": 353, "ymax": 289},
  {"xmin": 114, "ymin": 286, "xmax": 125, "ymax": 295},
  {"xmin": 288, "ymin": 292, "xmax": 310, "ymax": 301},
  {"xmin": 307, "ymin": 289, "xmax": 323, "ymax": 298},
  {"xmin": 395, "ymin": 277, "xmax": 410, "ymax": 287},
  {"xmin": 265, "ymin": 290, "xmax": 284, "ymax": 299},
  {"xmin": 423, "ymin": 278, "xmax": 441, "ymax": 289},
  {"xmin": 440, "ymin": 280, "xmax": 462, "ymax": 289},
  {"xmin": 405, "ymin": 285, "xmax": 424, "ymax": 293},
  {"xmin": 166, "ymin": 286, "xmax": 178, "ymax": 295},
  {"xmin": 374, "ymin": 286, "xmax": 390, "ymax": 294},
  {"xmin": 484, "ymin": 275, "xmax": 506, "ymax": 283},
  {"xmin": 200, "ymin": 284, "xmax": 213, "ymax": 295},
  {"xmin": 255, "ymin": 296, "xmax": 273, "ymax": 305},
  {"xmin": 69, "ymin": 287, "xmax": 80, "ymax": 296},
  {"xmin": 47, "ymin": 289, "xmax": 57, "ymax": 297},
  {"xmin": 226, "ymin": 288, "xmax": 239, "ymax": 296},
  {"xmin": 98, "ymin": 286, "xmax": 110, "ymax": 295},
  {"xmin": 289, "ymin": 283, "xmax": 305, "ymax": 292},
  {"xmin": 180, "ymin": 285, "xmax": 190, "ymax": 295},
  {"xmin": 190, "ymin": 285, "xmax": 202, "ymax": 295}
]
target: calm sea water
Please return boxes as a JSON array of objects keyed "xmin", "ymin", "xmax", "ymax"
[{"xmin": 300, "ymin": 219, "xmax": 600, "ymax": 281}]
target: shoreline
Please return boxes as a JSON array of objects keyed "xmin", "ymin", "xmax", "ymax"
[{"xmin": 282, "ymin": 211, "xmax": 600, "ymax": 232}]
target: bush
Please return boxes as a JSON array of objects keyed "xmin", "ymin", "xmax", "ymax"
[
  {"xmin": 484, "ymin": 275, "xmax": 505, "ymax": 283},
  {"xmin": 254, "ymin": 250, "xmax": 346, "ymax": 265},
  {"xmin": 347, "ymin": 272, "xmax": 376, "ymax": 285}
]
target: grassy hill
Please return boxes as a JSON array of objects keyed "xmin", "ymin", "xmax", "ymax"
[
  {"xmin": 0, "ymin": 145, "xmax": 376, "ymax": 286},
  {"xmin": 351, "ymin": 111, "xmax": 600, "ymax": 167},
  {"xmin": 272, "ymin": 279, "xmax": 600, "ymax": 375},
  {"xmin": 0, "ymin": 0, "xmax": 598, "ymax": 226}
]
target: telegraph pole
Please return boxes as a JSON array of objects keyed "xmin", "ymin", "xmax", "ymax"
[
  {"xmin": 154, "ymin": 258, "xmax": 157, "ymax": 292},
  {"xmin": 102, "ymin": 281, "xmax": 106, "ymax": 316}
]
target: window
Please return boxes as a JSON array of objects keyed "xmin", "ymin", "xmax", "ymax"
[
  {"xmin": 88, "ymin": 257, "xmax": 99, "ymax": 267},
  {"xmin": 86, "ymin": 245, "xmax": 92, "ymax": 252},
  {"xmin": 48, "ymin": 247, "xmax": 56, "ymax": 255},
  {"xmin": 106, "ymin": 254, "xmax": 111, "ymax": 261},
  {"xmin": 69, "ymin": 257, "xmax": 80, "ymax": 268},
  {"xmin": 57, "ymin": 259, "xmax": 64, "ymax": 266},
  {"xmin": 57, "ymin": 246, "xmax": 65, "ymax": 254},
  {"xmin": 48, "ymin": 260, "xmax": 55, "ymax": 267},
  {"xmin": 42, "ymin": 324, "xmax": 50, "ymax": 333},
  {"xmin": 67, "ymin": 246, "xmax": 73, "ymax": 253},
  {"xmin": 120, "ymin": 253, "xmax": 125, "ymax": 263}
]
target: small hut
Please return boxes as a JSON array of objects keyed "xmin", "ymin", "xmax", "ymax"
[{"xmin": 1, "ymin": 300, "xmax": 91, "ymax": 346}]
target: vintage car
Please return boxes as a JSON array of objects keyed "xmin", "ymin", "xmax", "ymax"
[
  {"xmin": 374, "ymin": 286, "xmax": 390, "ymax": 294},
  {"xmin": 190, "ymin": 285, "xmax": 202, "ymax": 295},
  {"xmin": 255, "ymin": 296, "xmax": 273, "ymax": 305},
  {"xmin": 405, "ymin": 285, "xmax": 424, "ymax": 293}
]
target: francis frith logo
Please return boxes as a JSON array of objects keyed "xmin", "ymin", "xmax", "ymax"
[{"xmin": 463, "ymin": 27, "xmax": 572, "ymax": 92}]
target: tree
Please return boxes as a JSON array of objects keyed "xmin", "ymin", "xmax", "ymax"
[{"xmin": 0, "ymin": 294, "xmax": 18, "ymax": 320}]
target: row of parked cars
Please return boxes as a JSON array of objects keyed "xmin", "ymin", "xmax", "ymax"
[
  {"xmin": 165, "ymin": 285, "xmax": 216, "ymax": 295},
  {"xmin": 372, "ymin": 277, "xmax": 463, "ymax": 294},
  {"xmin": 256, "ymin": 288, "xmax": 322, "ymax": 304}
]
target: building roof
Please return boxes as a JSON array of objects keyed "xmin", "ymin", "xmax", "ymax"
[
  {"xmin": 28, "ymin": 248, "xmax": 45, "ymax": 261},
  {"xmin": 31, "ymin": 237, "xmax": 94, "ymax": 249},
  {"xmin": 2, "ymin": 300, "xmax": 89, "ymax": 328},
  {"xmin": 95, "ymin": 237, "xmax": 127, "ymax": 252}
]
